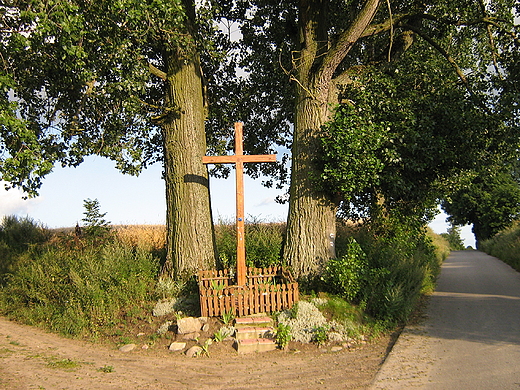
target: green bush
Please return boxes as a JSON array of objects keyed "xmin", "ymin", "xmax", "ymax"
[
  {"xmin": 481, "ymin": 222, "xmax": 520, "ymax": 271},
  {"xmin": 321, "ymin": 238, "xmax": 368, "ymax": 300},
  {"xmin": 0, "ymin": 215, "xmax": 50, "ymax": 252},
  {"xmin": 330, "ymin": 216, "xmax": 444, "ymax": 324},
  {"xmin": 0, "ymin": 215, "xmax": 50, "ymax": 285},
  {"xmin": 358, "ymin": 219, "xmax": 442, "ymax": 323}
]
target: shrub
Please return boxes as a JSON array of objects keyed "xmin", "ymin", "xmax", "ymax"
[
  {"xmin": 275, "ymin": 323, "xmax": 292, "ymax": 349},
  {"xmin": 0, "ymin": 216, "xmax": 50, "ymax": 285},
  {"xmin": 0, "ymin": 215, "xmax": 50, "ymax": 252},
  {"xmin": 356, "ymin": 218, "xmax": 442, "ymax": 323},
  {"xmin": 331, "ymin": 215, "xmax": 445, "ymax": 324},
  {"xmin": 481, "ymin": 222, "xmax": 520, "ymax": 272},
  {"xmin": 321, "ymin": 238, "xmax": 368, "ymax": 301}
]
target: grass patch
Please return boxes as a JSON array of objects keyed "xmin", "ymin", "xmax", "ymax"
[
  {"xmin": 46, "ymin": 357, "xmax": 82, "ymax": 370},
  {"xmin": 0, "ymin": 347, "xmax": 14, "ymax": 355},
  {"xmin": 0, "ymin": 235, "xmax": 159, "ymax": 338},
  {"xmin": 98, "ymin": 365, "xmax": 115, "ymax": 373}
]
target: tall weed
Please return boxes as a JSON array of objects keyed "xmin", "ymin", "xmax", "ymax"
[
  {"xmin": 0, "ymin": 215, "xmax": 50, "ymax": 252},
  {"xmin": 481, "ymin": 222, "xmax": 520, "ymax": 271},
  {"xmin": 0, "ymin": 216, "xmax": 50, "ymax": 285},
  {"xmin": 0, "ymin": 240, "xmax": 159, "ymax": 337},
  {"xmin": 215, "ymin": 219, "xmax": 284, "ymax": 269}
]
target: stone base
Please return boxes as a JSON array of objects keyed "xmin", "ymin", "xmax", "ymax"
[{"xmin": 234, "ymin": 338, "xmax": 277, "ymax": 353}]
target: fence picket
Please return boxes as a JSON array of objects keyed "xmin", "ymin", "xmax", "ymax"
[{"xmin": 197, "ymin": 267, "xmax": 298, "ymax": 317}]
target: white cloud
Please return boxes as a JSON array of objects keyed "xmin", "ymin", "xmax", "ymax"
[
  {"xmin": 255, "ymin": 197, "xmax": 277, "ymax": 207},
  {"xmin": 0, "ymin": 182, "xmax": 42, "ymax": 219}
]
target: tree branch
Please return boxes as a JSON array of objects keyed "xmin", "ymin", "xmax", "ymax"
[
  {"xmin": 403, "ymin": 23, "xmax": 492, "ymax": 115},
  {"xmin": 148, "ymin": 62, "xmax": 167, "ymax": 81},
  {"xmin": 317, "ymin": 0, "xmax": 381, "ymax": 85},
  {"xmin": 403, "ymin": 23, "xmax": 468, "ymax": 85},
  {"xmin": 360, "ymin": 13, "xmax": 408, "ymax": 38}
]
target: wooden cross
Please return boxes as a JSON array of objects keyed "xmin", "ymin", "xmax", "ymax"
[{"xmin": 203, "ymin": 122, "xmax": 276, "ymax": 286}]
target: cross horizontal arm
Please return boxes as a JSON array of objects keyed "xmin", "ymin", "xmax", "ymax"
[{"xmin": 202, "ymin": 154, "xmax": 276, "ymax": 164}]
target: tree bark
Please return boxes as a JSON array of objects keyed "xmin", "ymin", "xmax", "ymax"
[
  {"xmin": 161, "ymin": 49, "xmax": 217, "ymax": 280},
  {"xmin": 283, "ymin": 88, "xmax": 338, "ymax": 278},
  {"xmin": 283, "ymin": 0, "xmax": 381, "ymax": 278}
]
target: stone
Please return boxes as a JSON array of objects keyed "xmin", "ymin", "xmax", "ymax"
[
  {"xmin": 201, "ymin": 323, "xmax": 210, "ymax": 332},
  {"xmin": 141, "ymin": 344, "xmax": 149, "ymax": 350},
  {"xmin": 185, "ymin": 346, "xmax": 203, "ymax": 358},
  {"xmin": 234, "ymin": 338, "xmax": 277, "ymax": 353},
  {"xmin": 181, "ymin": 331, "xmax": 201, "ymax": 341},
  {"xmin": 177, "ymin": 317, "xmax": 202, "ymax": 334},
  {"xmin": 119, "ymin": 344, "xmax": 136, "ymax": 353},
  {"xmin": 330, "ymin": 346, "xmax": 343, "ymax": 352},
  {"xmin": 169, "ymin": 342, "xmax": 186, "ymax": 352}
]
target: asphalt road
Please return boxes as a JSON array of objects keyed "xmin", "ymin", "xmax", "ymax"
[{"xmin": 371, "ymin": 250, "xmax": 520, "ymax": 389}]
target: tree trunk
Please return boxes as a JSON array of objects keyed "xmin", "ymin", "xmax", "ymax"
[
  {"xmin": 283, "ymin": 0, "xmax": 337, "ymax": 278},
  {"xmin": 161, "ymin": 50, "xmax": 217, "ymax": 280},
  {"xmin": 283, "ymin": 88, "xmax": 337, "ymax": 278},
  {"xmin": 283, "ymin": 0, "xmax": 380, "ymax": 278}
]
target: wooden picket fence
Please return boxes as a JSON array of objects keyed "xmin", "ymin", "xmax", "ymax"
[{"xmin": 197, "ymin": 266, "xmax": 299, "ymax": 317}]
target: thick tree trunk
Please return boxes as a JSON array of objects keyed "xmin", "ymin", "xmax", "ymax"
[
  {"xmin": 282, "ymin": 0, "xmax": 337, "ymax": 278},
  {"xmin": 161, "ymin": 51, "xmax": 217, "ymax": 280},
  {"xmin": 283, "ymin": 0, "xmax": 380, "ymax": 278},
  {"xmin": 283, "ymin": 89, "xmax": 337, "ymax": 278}
]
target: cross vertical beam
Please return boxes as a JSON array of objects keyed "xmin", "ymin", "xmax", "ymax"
[
  {"xmin": 234, "ymin": 123, "xmax": 246, "ymax": 286},
  {"xmin": 202, "ymin": 122, "xmax": 276, "ymax": 286}
]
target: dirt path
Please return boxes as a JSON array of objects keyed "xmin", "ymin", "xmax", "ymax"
[
  {"xmin": 371, "ymin": 251, "xmax": 520, "ymax": 389},
  {"xmin": 0, "ymin": 316, "xmax": 393, "ymax": 390}
]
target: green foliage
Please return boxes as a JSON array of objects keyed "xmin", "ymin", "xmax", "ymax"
[
  {"xmin": 314, "ymin": 295, "xmax": 370, "ymax": 338},
  {"xmin": 199, "ymin": 339, "xmax": 212, "ymax": 357},
  {"xmin": 215, "ymin": 220, "xmax": 284, "ymax": 269},
  {"xmin": 358, "ymin": 217, "xmax": 442, "ymax": 323},
  {"xmin": 98, "ymin": 365, "xmax": 115, "ymax": 373},
  {"xmin": 244, "ymin": 220, "xmax": 284, "ymax": 268},
  {"xmin": 320, "ymin": 104, "xmax": 388, "ymax": 199},
  {"xmin": 480, "ymin": 222, "xmax": 520, "ymax": 272},
  {"xmin": 0, "ymin": 240, "xmax": 159, "ymax": 337},
  {"xmin": 213, "ymin": 328, "xmax": 226, "ymax": 343},
  {"xmin": 321, "ymin": 239, "xmax": 368, "ymax": 301},
  {"xmin": 312, "ymin": 324, "xmax": 329, "ymax": 346},
  {"xmin": 0, "ymin": 215, "xmax": 50, "ymax": 253},
  {"xmin": 330, "ymin": 215, "xmax": 444, "ymax": 324},
  {"xmin": 1, "ymin": 0, "xmax": 226, "ymax": 194},
  {"xmin": 275, "ymin": 323, "xmax": 292, "ymax": 349},
  {"xmin": 443, "ymin": 168, "xmax": 520, "ymax": 247},
  {"xmin": 81, "ymin": 198, "xmax": 112, "ymax": 241},
  {"xmin": 440, "ymin": 224, "xmax": 465, "ymax": 251},
  {"xmin": 46, "ymin": 357, "xmax": 81, "ymax": 370},
  {"xmin": 154, "ymin": 277, "xmax": 186, "ymax": 299},
  {"xmin": 0, "ymin": 215, "xmax": 50, "ymax": 285},
  {"xmin": 220, "ymin": 309, "xmax": 235, "ymax": 325}
]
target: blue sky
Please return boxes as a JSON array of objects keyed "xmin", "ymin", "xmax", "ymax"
[
  {"xmin": 0, "ymin": 155, "xmax": 475, "ymax": 247},
  {"xmin": 0, "ymin": 155, "xmax": 288, "ymax": 227}
]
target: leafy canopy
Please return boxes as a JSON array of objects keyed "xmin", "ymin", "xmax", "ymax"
[{"xmin": 1, "ymin": 0, "xmax": 221, "ymax": 195}]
